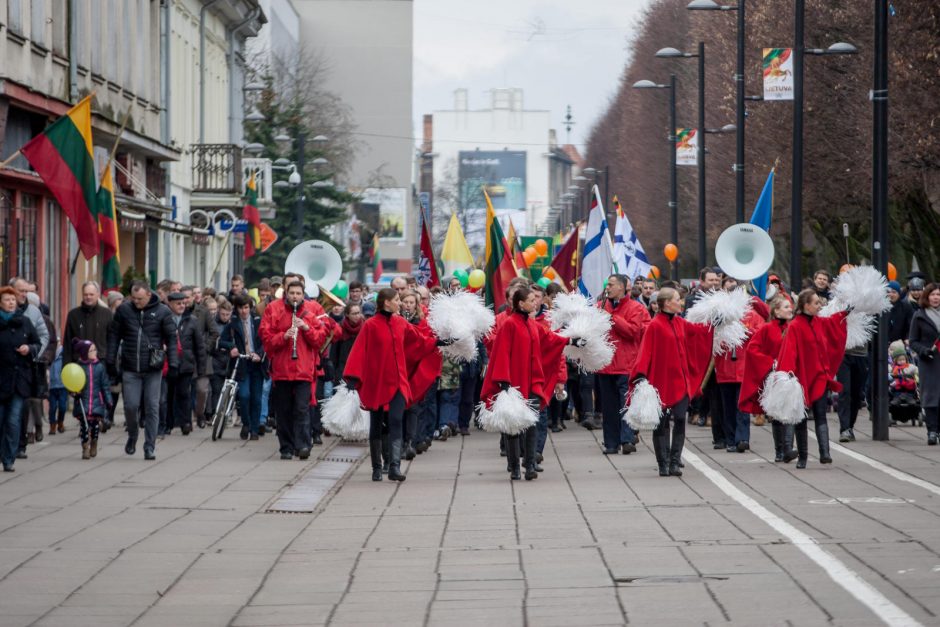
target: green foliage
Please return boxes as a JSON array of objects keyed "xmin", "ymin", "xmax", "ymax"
[{"xmin": 120, "ymin": 266, "xmax": 149, "ymax": 296}]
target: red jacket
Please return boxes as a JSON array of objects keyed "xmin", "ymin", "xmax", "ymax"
[
  {"xmin": 599, "ymin": 297, "xmax": 651, "ymax": 375},
  {"xmin": 534, "ymin": 311, "xmax": 569, "ymax": 395},
  {"xmin": 738, "ymin": 319, "xmax": 787, "ymax": 414},
  {"xmin": 775, "ymin": 311, "xmax": 848, "ymax": 405},
  {"xmin": 630, "ymin": 313, "xmax": 713, "ymax": 408},
  {"xmin": 406, "ymin": 316, "xmax": 443, "ymax": 406},
  {"xmin": 715, "ymin": 309, "xmax": 766, "ymax": 384},
  {"xmin": 483, "ymin": 309, "xmax": 510, "ymax": 356},
  {"xmin": 259, "ymin": 298, "xmax": 328, "ymax": 382},
  {"xmin": 482, "ymin": 310, "xmax": 566, "ymax": 408},
  {"xmin": 343, "ymin": 311, "xmax": 438, "ymax": 410}
]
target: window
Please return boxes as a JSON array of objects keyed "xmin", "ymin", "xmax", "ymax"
[
  {"xmin": 0, "ymin": 191, "xmax": 11, "ymax": 283},
  {"xmin": 90, "ymin": 0, "xmax": 102, "ymax": 74},
  {"xmin": 122, "ymin": 0, "xmax": 132, "ymax": 87},
  {"xmin": 51, "ymin": 0, "xmax": 67, "ymax": 56},
  {"xmin": 43, "ymin": 198, "xmax": 62, "ymax": 316},
  {"xmin": 17, "ymin": 194, "xmax": 38, "ymax": 281},
  {"xmin": 7, "ymin": 0, "xmax": 24, "ymax": 35},
  {"xmin": 31, "ymin": 0, "xmax": 47, "ymax": 47}
]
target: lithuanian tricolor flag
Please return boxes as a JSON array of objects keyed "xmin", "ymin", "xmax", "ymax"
[
  {"xmin": 97, "ymin": 160, "xmax": 121, "ymax": 289},
  {"xmin": 483, "ymin": 189, "xmax": 517, "ymax": 310},
  {"xmin": 243, "ymin": 173, "xmax": 261, "ymax": 259},
  {"xmin": 21, "ymin": 95, "xmax": 100, "ymax": 259}
]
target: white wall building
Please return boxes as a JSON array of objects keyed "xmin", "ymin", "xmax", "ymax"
[{"xmin": 428, "ymin": 88, "xmax": 557, "ymax": 246}]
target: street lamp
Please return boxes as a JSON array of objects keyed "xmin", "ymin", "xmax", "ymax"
[
  {"xmin": 634, "ymin": 75, "xmax": 679, "ymax": 278},
  {"xmin": 583, "ymin": 166, "xmax": 610, "ymax": 216},
  {"xmin": 872, "ymin": 0, "xmax": 889, "ymax": 440},
  {"xmin": 791, "ymin": 0, "xmax": 858, "ymax": 288},
  {"xmin": 688, "ymin": 0, "xmax": 746, "ymax": 223}
]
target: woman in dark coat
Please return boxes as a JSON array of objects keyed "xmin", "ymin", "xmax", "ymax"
[
  {"xmin": 0, "ymin": 287, "xmax": 40, "ymax": 472},
  {"xmin": 908, "ymin": 282, "xmax": 940, "ymax": 445}
]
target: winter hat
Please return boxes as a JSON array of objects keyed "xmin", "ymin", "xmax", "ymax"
[
  {"xmin": 107, "ymin": 291, "xmax": 123, "ymax": 307},
  {"xmin": 72, "ymin": 338, "xmax": 94, "ymax": 361},
  {"xmin": 887, "ymin": 280, "xmax": 901, "ymax": 294},
  {"xmin": 889, "ymin": 340, "xmax": 907, "ymax": 360}
]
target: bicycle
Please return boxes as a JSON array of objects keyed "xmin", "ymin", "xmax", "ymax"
[{"xmin": 211, "ymin": 354, "xmax": 252, "ymax": 441}]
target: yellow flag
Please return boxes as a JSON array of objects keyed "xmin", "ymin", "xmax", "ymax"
[{"xmin": 441, "ymin": 213, "xmax": 474, "ymax": 276}]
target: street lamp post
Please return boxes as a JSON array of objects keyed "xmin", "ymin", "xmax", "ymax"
[
  {"xmin": 634, "ymin": 75, "xmax": 679, "ymax": 279},
  {"xmin": 871, "ymin": 0, "xmax": 889, "ymax": 440},
  {"xmin": 583, "ymin": 166, "xmax": 610, "ymax": 215},
  {"xmin": 688, "ymin": 0, "xmax": 746, "ymax": 223}
]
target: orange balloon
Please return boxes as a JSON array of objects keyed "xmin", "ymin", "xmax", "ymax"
[
  {"xmin": 523, "ymin": 249, "xmax": 537, "ymax": 266},
  {"xmin": 534, "ymin": 239, "xmax": 549, "ymax": 257},
  {"xmin": 542, "ymin": 267, "xmax": 556, "ymax": 280},
  {"xmin": 649, "ymin": 265, "xmax": 661, "ymax": 279},
  {"xmin": 887, "ymin": 262, "xmax": 897, "ymax": 281},
  {"xmin": 839, "ymin": 264, "xmax": 855, "ymax": 275},
  {"xmin": 663, "ymin": 243, "xmax": 678, "ymax": 262}
]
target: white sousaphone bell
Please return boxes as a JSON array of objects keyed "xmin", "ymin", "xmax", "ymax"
[
  {"xmin": 283, "ymin": 239, "xmax": 343, "ymax": 299},
  {"xmin": 714, "ymin": 223, "xmax": 775, "ymax": 282}
]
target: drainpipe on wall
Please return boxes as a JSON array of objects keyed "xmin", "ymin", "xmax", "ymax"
[{"xmin": 199, "ymin": 0, "xmax": 225, "ymax": 144}]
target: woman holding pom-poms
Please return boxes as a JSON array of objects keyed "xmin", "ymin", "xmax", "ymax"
[
  {"xmin": 343, "ymin": 288, "xmax": 441, "ymax": 483},
  {"xmin": 480, "ymin": 286, "xmax": 571, "ymax": 481},
  {"xmin": 629, "ymin": 288, "xmax": 714, "ymax": 477},
  {"xmin": 772, "ymin": 289, "xmax": 848, "ymax": 468}
]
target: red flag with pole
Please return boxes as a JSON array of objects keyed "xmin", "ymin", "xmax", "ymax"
[{"xmin": 417, "ymin": 218, "xmax": 440, "ymax": 288}]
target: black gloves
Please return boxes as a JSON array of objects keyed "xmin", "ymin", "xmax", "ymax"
[
  {"xmin": 498, "ymin": 381, "xmax": 510, "ymax": 391},
  {"xmin": 632, "ymin": 374, "xmax": 647, "ymax": 384},
  {"xmin": 106, "ymin": 362, "xmax": 118, "ymax": 379},
  {"xmin": 568, "ymin": 337, "xmax": 587, "ymax": 347},
  {"xmin": 436, "ymin": 337, "xmax": 457, "ymax": 347}
]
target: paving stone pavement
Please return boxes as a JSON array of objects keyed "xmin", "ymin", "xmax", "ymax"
[{"xmin": 0, "ymin": 410, "xmax": 938, "ymax": 626}]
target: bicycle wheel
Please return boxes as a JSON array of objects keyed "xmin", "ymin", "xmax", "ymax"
[{"xmin": 212, "ymin": 385, "xmax": 234, "ymax": 441}]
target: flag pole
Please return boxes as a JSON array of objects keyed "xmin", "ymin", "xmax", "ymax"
[
  {"xmin": 100, "ymin": 109, "xmax": 133, "ymax": 186},
  {"xmin": 0, "ymin": 150, "xmax": 22, "ymax": 169}
]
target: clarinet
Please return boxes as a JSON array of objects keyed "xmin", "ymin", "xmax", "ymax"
[{"xmin": 291, "ymin": 301, "xmax": 300, "ymax": 360}]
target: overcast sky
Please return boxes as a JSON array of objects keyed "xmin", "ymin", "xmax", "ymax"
[{"xmin": 413, "ymin": 0, "xmax": 653, "ymax": 152}]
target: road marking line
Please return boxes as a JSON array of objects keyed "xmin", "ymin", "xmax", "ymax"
[
  {"xmin": 683, "ymin": 448, "xmax": 923, "ymax": 627},
  {"xmin": 810, "ymin": 433, "xmax": 940, "ymax": 498}
]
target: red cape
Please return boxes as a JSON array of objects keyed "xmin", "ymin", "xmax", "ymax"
[
  {"xmin": 630, "ymin": 313, "xmax": 713, "ymax": 408},
  {"xmin": 406, "ymin": 316, "xmax": 443, "ymax": 406},
  {"xmin": 714, "ymin": 309, "xmax": 766, "ymax": 384},
  {"xmin": 775, "ymin": 311, "xmax": 848, "ymax": 405},
  {"xmin": 738, "ymin": 319, "xmax": 787, "ymax": 414},
  {"xmin": 599, "ymin": 297, "xmax": 651, "ymax": 375},
  {"xmin": 343, "ymin": 312, "xmax": 438, "ymax": 410},
  {"xmin": 534, "ymin": 313, "xmax": 568, "ymax": 397}
]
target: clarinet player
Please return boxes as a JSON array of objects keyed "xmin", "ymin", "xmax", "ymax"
[{"xmin": 259, "ymin": 280, "xmax": 327, "ymax": 460}]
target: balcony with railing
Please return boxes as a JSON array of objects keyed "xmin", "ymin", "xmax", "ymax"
[
  {"xmin": 242, "ymin": 157, "xmax": 273, "ymax": 206},
  {"xmin": 191, "ymin": 144, "xmax": 243, "ymax": 194}
]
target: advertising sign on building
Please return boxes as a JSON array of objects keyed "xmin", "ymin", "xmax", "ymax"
[
  {"xmin": 762, "ymin": 48, "xmax": 794, "ymax": 100},
  {"xmin": 458, "ymin": 150, "xmax": 527, "ymax": 212},
  {"xmin": 360, "ymin": 187, "xmax": 408, "ymax": 240},
  {"xmin": 676, "ymin": 128, "xmax": 698, "ymax": 166}
]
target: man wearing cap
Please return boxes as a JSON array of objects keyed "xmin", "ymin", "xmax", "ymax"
[
  {"xmin": 887, "ymin": 280, "xmax": 913, "ymax": 344},
  {"xmin": 164, "ymin": 292, "xmax": 206, "ymax": 435}
]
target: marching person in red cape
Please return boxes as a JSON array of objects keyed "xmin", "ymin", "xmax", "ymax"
[
  {"xmin": 259, "ymin": 280, "xmax": 328, "ymax": 461},
  {"xmin": 531, "ymin": 283, "xmax": 567, "ymax": 463},
  {"xmin": 630, "ymin": 287, "xmax": 714, "ymax": 477},
  {"xmin": 773, "ymin": 289, "xmax": 848, "ymax": 468},
  {"xmin": 343, "ymin": 288, "xmax": 442, "ymax": 483},
  {"xmin": 739, "ymin": 296, "xmax": 799, "ymax": 463},
  {"xmin": 401, "ymin": 290, "xmax": 443, "ymax": 459},
  {"xmin": 714, "ymin": 277, "xmax": 766, "ymax": 454},
  {"xmin": 597, "ymin": 274, "xmax": 651, "ymax": 455},
  {"xmin": 480, "ymin": 286, "xmax": 571, "ymax": 481}
]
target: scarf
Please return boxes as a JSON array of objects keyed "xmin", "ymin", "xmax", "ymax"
[
  {"xmin": 0, "ymin": 310, "xmax": 13, "ymax": 323},
  {"xmin": 341, "ymin": 316, "xmax": 363, "ymax": 338},
  {"xmin": 925, "ymin": 306, "xmax": 940, "ymax": 334}
]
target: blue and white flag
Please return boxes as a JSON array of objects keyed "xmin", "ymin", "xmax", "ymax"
[
  {"xmin": 578, "ymin": 185, "xmax": 614, "ymax": 300},
  {"xmin": 748, "ymin": 168, "xmax": 774, "ymax": 299},
  {"xmin": 612, "ymin": 195, "xmax": 652, "ymax": 281}
]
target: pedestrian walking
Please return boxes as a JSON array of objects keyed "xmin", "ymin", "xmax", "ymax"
[
  {"xmin": 908, "ymin": 282, "xmax": 940, "ymax": 445},
  {"xmin": 163, "ymin": 292, "xmax": 206, "ymax": 435},
  {"xmin": 70, "ymin": 340, "xmax": 111, "ymax": 459},
  {"xmin": 48, "ymin": 346, "xmax": 68, "ymax": 434},
  {"xmin": 106, "ymin": 281, "xmax": 178, "ymax": 461},
  {"xmin": 0, "ymin": 286, "xmax": 40, "ymax": 472},
  {"xmin": 221, "ymin": 295, "xmax": 265, "ymax": 440}
]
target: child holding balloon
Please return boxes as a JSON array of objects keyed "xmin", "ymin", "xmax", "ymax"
[{"xmin": 67, "ymin": 340, "xmax": 111, "ymax": 459}]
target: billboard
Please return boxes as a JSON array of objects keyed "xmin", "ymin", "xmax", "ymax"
[
  {"xmin": 360, "ymin": 187, "xmax": 408, "ymax": 240},
  {"xmin": 458, "ymin": 150, "xmax": 527, "ymax": 212},
  {"xmin": 676, "ymin": 128, "xmax": 698, "ymax": 166},
  {"xmin": 762, "ymin": 48, "xmax": 794, "ymax": 101}
]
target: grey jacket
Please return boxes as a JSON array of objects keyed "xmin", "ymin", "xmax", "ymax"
[{"xmin": 19, "ymin": 302, "xmax": 49, "ymax": 360}]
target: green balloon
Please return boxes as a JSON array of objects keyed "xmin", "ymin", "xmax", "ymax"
[
  {"xmin": 537, "ymin": 277, "xmax": 552, "ymax": 288},
  {"xmin": 332, "ymin": 279, "xmax": 349, "ymax": 299},
  {"xmin": 454, "ymin": 268, "xmax": 470, "ymax": 287}
]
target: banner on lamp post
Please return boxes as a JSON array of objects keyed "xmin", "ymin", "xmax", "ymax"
[
  {"xmin": 676, "ymin": 128, "xmax": 698, "ymax": 166},
  {"xmin": 762, "ymin": 48, "xmax": 794, "ymax": 100}
]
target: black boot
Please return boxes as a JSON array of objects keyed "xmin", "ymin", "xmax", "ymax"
[
  {"xmin": 369, "ymin": 439, "xmax": 383, "ymax": 481},
  {"xmin": 381, "ymin": 433, "xmax": 390, "ymax": 474},
  {"xmin": 652, "ymin": 428, "xmax": 669, "ymax": 476},
  {"xmin": 387, "ymin": 439, "xmax": 406, "ymax": 482},
  {"xmin": 772, "ymin": 421, "xmax": 785, "ymax": 462},
  {"xmin": 795, "ymin": 420, "xmax": 809, "ymax": 468},
  {"xmin": 781, "ymin": 423, "xmax": 798, "ymax": 463},
  {"xmin": 523, "ymin": 428, "xmax": 538, "ymax": 480},
  {"xmin": 668, "ymin": 423, "xmax": 685, "ymax": 477},
  {"xmin": 507, "ymin": 435, "xmax": 521, "ymax": 480},
  {"xmin": 815, "ymin": 419, "xmax": 833, "ymax": 464}
]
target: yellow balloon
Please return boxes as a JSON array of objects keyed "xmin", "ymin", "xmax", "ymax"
[
  {"xmin": 248, "ymin": 288, "xmax": 260, "ymax": 302},
  {"xmin": 468, "ymin": 269, "xmax": 486, "ymax": 289},
  {"xmin": 61, "ymin": 363, "xmax": 87, "ymax": 393}
]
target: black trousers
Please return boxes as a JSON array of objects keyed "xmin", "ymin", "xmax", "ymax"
[
  {"xmin": 369, "ymin": 392, "xmax": 406, "ymax": 469},
  {"xmin": 706, "ymin": 376, "xmax": 725, "ymax": 444},
  {"xmin": 598, "ymin": 373, "xmax": 632, "ymax": 450},
  {"xmin": 273, "ymin": 380, "xmax": 311, "ymax": 455},
  {"xmin": 165, "ymin": 373, "xmax": 193, "ymax": 431},
  {"xmin": 837, "ymin": 354, "xmax": 869, "ymax": 432}
]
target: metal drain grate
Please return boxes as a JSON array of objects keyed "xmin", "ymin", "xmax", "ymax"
[{"xmin": 266, "ymin": 446, "xmax": 367, "ymax": 514}]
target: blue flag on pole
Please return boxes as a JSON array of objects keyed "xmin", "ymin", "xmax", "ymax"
[{"xmin": 749, "ymin": 168, "xmax": 774, "ymax": 299}]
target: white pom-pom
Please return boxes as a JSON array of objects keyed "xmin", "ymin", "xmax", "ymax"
[
  {"xmin": 686, "ymin": 288, "xmax": 752, "ymax": 354},
  {"xmin": 549, "ymin": 292, "xmax": 595, "ymax": 331},
  {"xmin": 321, "ymin": 384, "xmax": 370, "ymax": 440},
  {"xmin": 476, "ymin": 386, "xmax": 539, "ymax": 435},
  {"xmin": 428, "ymin": 290, "xmax": 495, "ymax": 363},
  {"xmin": 558, "ymin": 306, "xmax": 614, "ymax": 372},
  {"xmin": 830, "ymin": 265, "xmax": 890, "ymax": 315},
  {"xmin": 759, "ymin": 372, "xmax": 806, "ymax": 425},
  {"xmin": 820, "ymin": 298, "xmax": 877, "ymax": 349},
  {"xmin": 622, "ymin": 379, "xmax": 663, "ymax": 430}
]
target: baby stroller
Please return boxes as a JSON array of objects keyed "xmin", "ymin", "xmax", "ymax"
[{"xmin": 888, "ymin": 342, "xmax": 923, "ymax": 426}]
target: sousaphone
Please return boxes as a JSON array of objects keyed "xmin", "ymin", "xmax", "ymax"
[
  {"xmin": 714, "ymin": 223, "xmax": 775, "ymax": 281},
  {"xmin": 284, "ymin": 239, "xmax": 343, "ymax": 299}
]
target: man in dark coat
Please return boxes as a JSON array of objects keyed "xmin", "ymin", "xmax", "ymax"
[
  {"xmin": 106, "ymin": 281, "xmax": 178, "ymax": 460},
  {"xmin": 164, "ymin": 292, "xmax": 206, "ymax": 435},
  {"xmin": 887, "ymin": 281, "xmax": 914, "ymax": 344},
  {"xmin": 182, "ymin": 286, "xmax": 218, "ymax": 428},
  {"xmin": 63, "ymin": 281, "xmax": 112, "ymax": 365}
]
